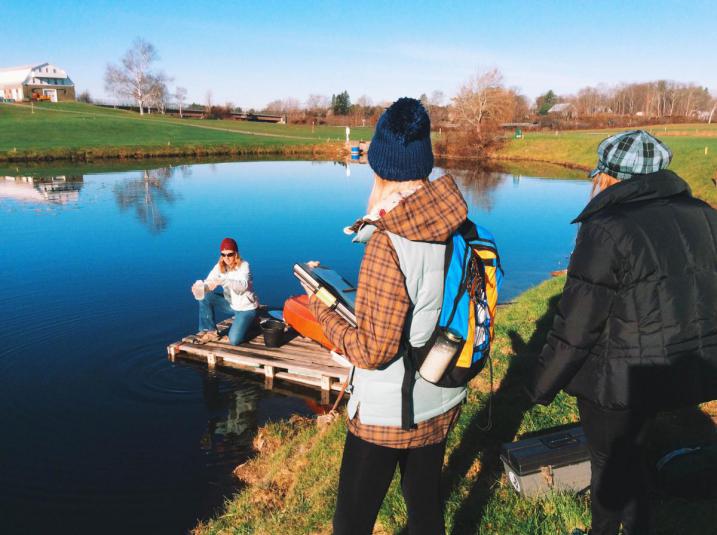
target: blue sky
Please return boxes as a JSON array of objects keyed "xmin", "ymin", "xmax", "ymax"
[{"xmin": 4, "ymin": 0, "xmax": 716, "ymax": 109}]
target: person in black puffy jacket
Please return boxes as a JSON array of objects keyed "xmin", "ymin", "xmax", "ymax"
[{"xmin": 527, "ymin": 130, "xmax": 717, "ymax": 535}]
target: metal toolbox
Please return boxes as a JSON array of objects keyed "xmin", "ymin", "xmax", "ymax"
[{"xmin": 500, "ymin": 424, "xmax": 591, "ymax": 497}]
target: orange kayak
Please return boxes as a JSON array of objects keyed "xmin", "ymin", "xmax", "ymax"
[{"xmin": 283, "ymin": 294, "xmax": 334, "ymax": 351}]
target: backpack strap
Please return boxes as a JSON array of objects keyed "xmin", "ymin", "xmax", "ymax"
[
  {"xmin": 400, "ymin": 230, "xmax": 458, "ymax": 430},
  {"xmin": 458, "ymin": 219, "xmax": 478, "ymax": 241},
  {"xmin": 460, "ymin": 219, "xmax": 505, "ymax": 277},
  {"xmin": 401, "ymin": 342, "xmax": 417, "ymax": 430}
]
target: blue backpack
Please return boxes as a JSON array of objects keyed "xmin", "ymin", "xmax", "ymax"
[{"xmin": 401, "ymin": 220, "xmax": 503, "ymax": 429}]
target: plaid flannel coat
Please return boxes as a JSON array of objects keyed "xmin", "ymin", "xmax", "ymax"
[{"xmin": 310, "ymin": 175, "xmax": 468, "ymax": 448}]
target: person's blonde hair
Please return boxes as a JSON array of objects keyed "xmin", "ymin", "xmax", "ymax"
[
  {"xmin": 367, "ymin": 174, "xmax": 428, "ymax": 213},
  {"xmin": 591, "ymin": 172, "xmax": 620, "ymax": 198},
  {"xmin": 218, "ymin": 249, "xmax": 242, "ymax": 274}
]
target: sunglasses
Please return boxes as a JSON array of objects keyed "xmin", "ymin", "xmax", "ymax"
[{"xmin": 221, "ymin": 252, "xmax": 237, "ymax": 257}]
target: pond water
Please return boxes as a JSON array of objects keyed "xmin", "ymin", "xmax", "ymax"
[{"xmin": 0, "ymin": 159, "xmax": 589, "ymax": 533}]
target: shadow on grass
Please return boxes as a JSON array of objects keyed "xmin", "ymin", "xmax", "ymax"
[
  {"xmin": 646, "ymin": 405, "xmax": 717, "ymax": 534},
  {"xmin": 442, "ymin": 294, "xmax": 561, "ymax": 535},
  {"xmin": 438, "ymin": 289, "xmax": 717, "ymax": 535}
]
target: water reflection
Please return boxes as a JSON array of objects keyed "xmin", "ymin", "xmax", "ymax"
[
  {"xmin": 440, "ymin": 162, "xmax": 505, "ymax": 211},
  {"xmin": 0, "ymin": 175, "xmax": 83, "ymax": 204},
  {"xmin": 200, "ymin": 372, "xmax": 258, "ymax": 453},
  {"xmin": 0, "ymin": 158, "xmax": 591, "ymax": 532},
  {"xmin": 113, "ymin": 167, "xmax": 181, "ymax": 234}
]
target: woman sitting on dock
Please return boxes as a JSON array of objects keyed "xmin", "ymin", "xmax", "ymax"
[{"xmin": 192, "ymin": 237, "xmax": 259, "ymax": 345}]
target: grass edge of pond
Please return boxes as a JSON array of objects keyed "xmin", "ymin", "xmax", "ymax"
[{"xmin": 191, "ymin": 275, "xmax": 716, "ymax": 535}]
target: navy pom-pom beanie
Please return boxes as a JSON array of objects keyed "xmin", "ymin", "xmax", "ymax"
[{"xmin": 368, "ymin": 97, "xmax": 433, "ymax": 181}]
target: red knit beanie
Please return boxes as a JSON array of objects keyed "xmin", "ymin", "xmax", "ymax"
[{"xmin": 220, "ymin": 237, "xmax": 238, "ymax": 252}]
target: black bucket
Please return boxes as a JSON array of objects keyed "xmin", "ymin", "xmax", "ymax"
[{"xmin": 261, "ymin": 319, "xmax": 285, "ymax": 348}]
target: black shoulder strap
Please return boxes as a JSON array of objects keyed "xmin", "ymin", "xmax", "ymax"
[
  {"xmin": 401, "ymin": 342, "xmax": 417, "ymax": 430},
  {"xmin": 458, "ymin": 219, "xmax": 479, "ymax": 241}
]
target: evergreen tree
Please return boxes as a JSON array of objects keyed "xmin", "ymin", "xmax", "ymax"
[
  {"xmin": 537, "ymin": 90, "xmax": 558, "ymax": 115},
  {"xmin": 332, "ymin": 91, "xmax": 351, "ymax": 115}
]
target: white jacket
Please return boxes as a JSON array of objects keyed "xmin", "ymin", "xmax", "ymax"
[{"xmin": 206, "ymin": 261, "xmax": 259, "ymax": 311}]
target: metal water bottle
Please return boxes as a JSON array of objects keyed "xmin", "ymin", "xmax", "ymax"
[{"xmin": 419, "ymin": 328, "xmax": 463, "ymax": 383}]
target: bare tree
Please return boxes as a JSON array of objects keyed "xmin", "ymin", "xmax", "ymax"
[
  {"xmin": 451, "ymin": 68, "xmax": 512, "ymax": 134},
  {"xmin": 282, "ymin": 97, "xmax": 302, "ymax": 113},
  {"xmin": 356, "ymin": 94, "xmax": 373, "ymax": 108},
  {"xmin": 146, "ymin": 74, "xmax": 171, "ymax": 114},
  {"xmin": 76, "ymin": 90, "xmax": 92, "ymax": 103},
  {"xmin": 508, "ymin": 89, "xmax": 530, "ymax": 121},
  {"xmin": 305, "ymin": 94, "xmax": 329, "ymax": 115},
  {"xmin": 429, "ymin": 90, "xmax": 445, "ymax": 107},
  {"xmin": 204, "ymin": 90, "xmax": 213, "ymax": 115},
  {"xmin": 174, "ymin": 86, "xmax": 187, "ymax": 118},
  {"xmin": 104, "ymin": 38, "xmax": 165, "ymax": 115},
  {"xmin": 264, "ymin": 99, "xmax": 283, "ymax": 113},
  {"xmin": 264, "ymin": 97, "xmax": 301, "ymax": 114}
]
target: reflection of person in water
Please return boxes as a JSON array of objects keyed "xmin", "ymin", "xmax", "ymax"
[
  {"xmin": 200, "ymin": 373, "xmax": 258, "ymax": 451},
  {"xmin": 192, "ymin": 238, "xmax": 259, "ymax": 345}
]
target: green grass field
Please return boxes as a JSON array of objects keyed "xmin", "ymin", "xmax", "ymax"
[
  {"xmin": 0, "ymin": 102, "xmax": 373, "ymax": 159},
  {"xmin": 195, "ymin": 277, "xmax": 717, "ymax": 535},
  {"xmin": 497, "ymin": 126, "xmax": 717, "ymax": 205},
  {"xmin": 4, "ymin": 102, "xmax": 715, "ymax": 206}
]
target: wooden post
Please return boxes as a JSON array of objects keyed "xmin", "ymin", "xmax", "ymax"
[
  {"xmin": 264, "ymin": 365, "xmax": 275, "ymax": 390},
  {"xmin": 167, "ymin": 345, "xmax": 177, "ymax": 362},
  {"xmin": 320, "ymin": 376, "xmax": 332, "ymax": 405},
  {"xmin": 207, "ymin": 353, "xmax": 217, "ymax": 369}
]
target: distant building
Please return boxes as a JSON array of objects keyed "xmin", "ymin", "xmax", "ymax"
[
  {"xmin": 547, "ymin": 103, "xmax": 578, "ymax": 119},
  {"xmin": 0, "ymin": 63, "xmax": 75, "ymax": 102},
  {"xmin": 1, "ymin": 175, "xmax": 82, "ymax": 204}
]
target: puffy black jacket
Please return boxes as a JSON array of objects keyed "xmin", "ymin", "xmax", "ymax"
[{"xmin": 529, "ymin": 170, "xmax": 717, "ymax": 410}]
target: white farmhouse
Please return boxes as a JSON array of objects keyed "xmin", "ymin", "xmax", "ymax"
[{"xmin": 0, "ymin": 63, "xmax": 75, "ymax": 102}]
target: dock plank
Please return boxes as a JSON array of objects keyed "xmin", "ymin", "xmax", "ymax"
[{"xmin": 168, "ymin": 326, "xmax": 352, "ymax": 399}]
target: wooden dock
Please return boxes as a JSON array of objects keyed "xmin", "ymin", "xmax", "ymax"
[{"xmin": 167, "ymin": 319, "xmax": 350, "ymax": 404}]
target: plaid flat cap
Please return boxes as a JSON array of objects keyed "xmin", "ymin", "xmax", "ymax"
[{"xmin": 589, "ymin": 130, "xmax": 673, "ymax": 180}]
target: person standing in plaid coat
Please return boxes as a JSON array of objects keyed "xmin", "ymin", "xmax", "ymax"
[
  {"xmin": 309, "ymin": 98, "xmax": 469, "ymax": 534},
  {"xmin": 528, "ymin": 130, "xmax": 717, "ymax": 535}
]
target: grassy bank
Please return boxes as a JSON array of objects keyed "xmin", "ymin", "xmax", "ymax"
[
  {"xmin": 496, "ymin": 125, "xmax": 717, "ymax": 205},
  {"xmin": 5, "ymin": 102, "xmax": 716, "ymax": 206},
  {"xmin": 195, "ymin": 277, "xmax": 717, "ymax": 534},
  {"xmin": 0, "ymin": 102, "xmax": 373, "ymax": 162}
]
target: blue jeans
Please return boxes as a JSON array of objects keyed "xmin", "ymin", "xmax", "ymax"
[{"xmin": 198, "ymin": 291, "xmax": 257, "ymax": 345}]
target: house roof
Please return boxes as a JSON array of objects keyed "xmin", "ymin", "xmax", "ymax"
[
  {"xmin": 548, "ymin": 103, "xmax": 576, "ymax": 113},
  {"xmin": 0, "ymin": 63, "xmax": 73, "ymax": 88}
]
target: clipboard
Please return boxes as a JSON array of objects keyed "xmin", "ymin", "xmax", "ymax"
[{"xmin": 293, "ymin": 263, "xmax": 357, "ymax": 328}]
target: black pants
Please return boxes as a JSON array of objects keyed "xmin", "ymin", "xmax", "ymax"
[
  {"xmin": 578, "ymin": 398, "xmax": 654, "ymax": 535},
  {"xmin": 333, "ymin": 431, "xmax": 447, "ymax": 535}
]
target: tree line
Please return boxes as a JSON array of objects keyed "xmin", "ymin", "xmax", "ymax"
[
  {"xmin": 98, "ymin": 39, "xmax": 716, "ymax": 151},
  {"xmin": 537, "ymin": 81, "xmax": 715, "ymax": 120}
]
